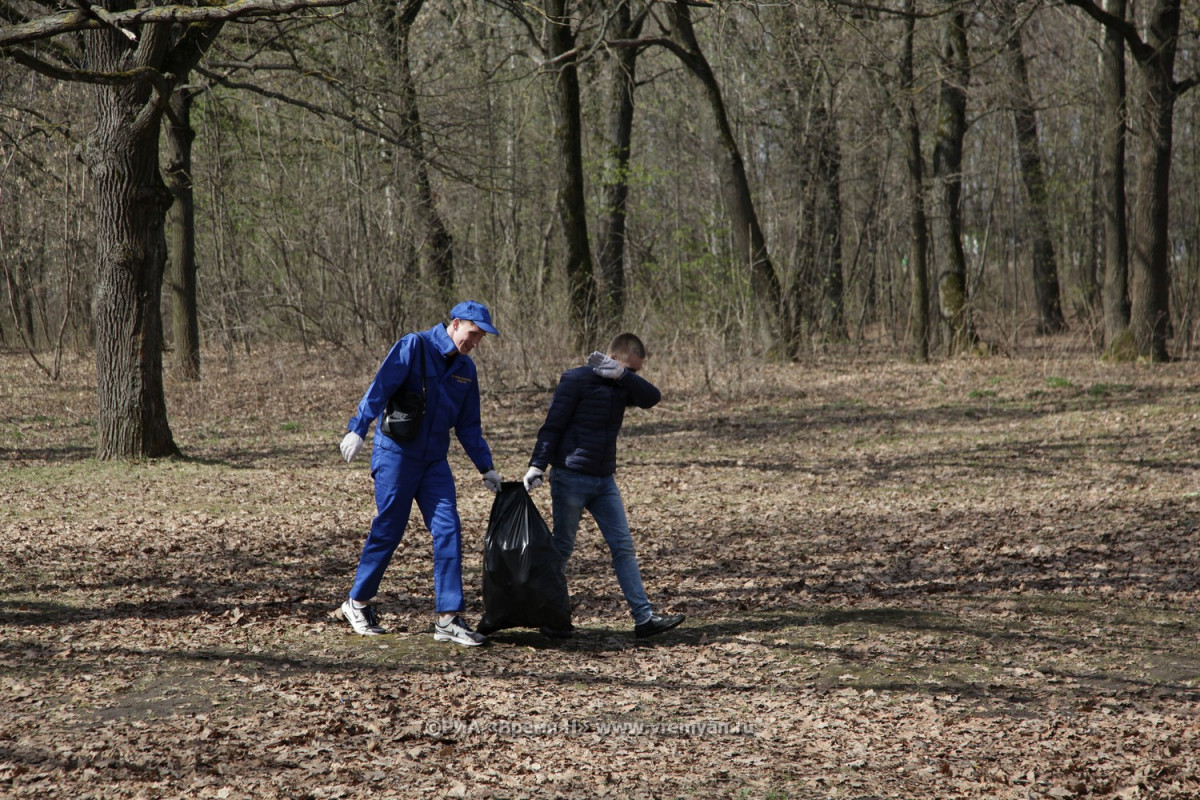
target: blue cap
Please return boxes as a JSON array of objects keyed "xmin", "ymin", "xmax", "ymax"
[{"xmin": 449, "ymin": 300, "xmax": 499, "ymax": 335}]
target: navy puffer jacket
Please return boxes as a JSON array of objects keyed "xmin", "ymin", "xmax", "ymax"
[{"xmin": 529, "ymin": 364, "xmax": 661, "ymax": 477}]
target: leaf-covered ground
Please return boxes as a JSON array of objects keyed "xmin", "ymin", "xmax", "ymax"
[{"xmin": 2, "ymin": 345, "xmax": 1199, "ymax": 799}]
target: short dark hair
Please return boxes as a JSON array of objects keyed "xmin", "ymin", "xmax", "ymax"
[{"xmin": 608, "ymin": 332, "xmax": 647, "ymax": 360}]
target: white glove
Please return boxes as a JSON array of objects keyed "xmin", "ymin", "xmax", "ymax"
[
  {"xmin": 523, "ymin": 466, "xmax": 544, "ymax": 491},
  {"xmin": 340, "ymin": 432, "xmax": 364, "ymax": 463},
  {"xmin": 481, "ymin": 469, "xmax": 502, "ymax": 494},
  {"xmin": 588, "ymin": 351, "xmax": 625, "ymax": 380}
]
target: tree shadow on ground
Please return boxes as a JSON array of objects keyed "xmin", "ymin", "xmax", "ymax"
[
  {"xmin": 0, "ymin": 445, "xmax": 93, "ymax": 463},
  {"xmin": 624, "ymin": 382, "xmax": 1166, "ymax": 445},
  {"xmin": 5, "ymin": 608, "xmax": 1194, "ymax": 705}
]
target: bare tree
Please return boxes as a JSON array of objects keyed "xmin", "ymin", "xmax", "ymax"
[
  {"xmin": 658, "ymin": 0, "xmax": 782, "ymax": 348},
  {"xmin": 1, "ymin": 0, "xmax": 353, "ymax": 458},
  {"xmin": 543, "ymin": 0, "xmax": 599, "ymax": 348},
  {"xmin": 595, "ymin": 0, "xmax": 648, "ymax": 339},
  {"xmin": 373, "ymin": 0, "xmax": 455, "ymax": 305},
  {"xmin": 1097, "ymin": 0, "xmax": 1130, "ymax": 353},
  {"xmin": 1061, "ymin": 0, "xmax": 1200, "ymax": 360},
  {"xmin": 899, "ymin": 0, "xmax": 930, "ymax": 361},
  {"xmin": 812, "ymin": 92, "xmax": 846, "ymax": 344},
  {"xmin": 998, "ymin": 2, "xmax": 1066, "ymax": 335},
  {"xmin": 932, "ymin": 7, "xmax": 975, "ymax": 354}
]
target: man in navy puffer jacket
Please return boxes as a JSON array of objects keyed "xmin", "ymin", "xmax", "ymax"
[{"xmin": 524, "ymin": 333, "xmax": 686, "ymax": 639}]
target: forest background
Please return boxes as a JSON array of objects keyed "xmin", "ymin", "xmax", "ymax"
[{"xmin": 4, "ymin": 0, "xmax": 1200, "ymax": 407}]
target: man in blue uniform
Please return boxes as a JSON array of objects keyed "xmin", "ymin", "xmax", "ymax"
[
  {"xmin": 339, "ymin": 301, "xmax": 502, "ymax": 646},
  {"xmin": 523, "ymin": 333, "xmax": 685, "ymax": 639}
]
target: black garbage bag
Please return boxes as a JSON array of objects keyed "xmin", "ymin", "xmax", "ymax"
[{"xmin": 477, "ymin": 482, "xmax": 571, "ymax": 634}]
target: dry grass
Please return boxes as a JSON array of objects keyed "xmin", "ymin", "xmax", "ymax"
[{"xmin": 2, "ymin": 343, "xmax": 1199, "ymax": 799}]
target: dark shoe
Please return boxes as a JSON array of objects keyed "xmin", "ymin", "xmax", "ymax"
[
  {"xmin": 634, "ymin": 612, "xmax": 685, "ymax": 639},
  {"xmin": 539, "ymin": 624, "xmax": 575, "ymax": 639}
]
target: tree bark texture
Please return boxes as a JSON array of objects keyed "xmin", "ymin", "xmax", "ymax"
[
  {"xmin": 545, "ymin": 0, "xmax": 598, "ymax": 349},
  {"xmin": 1063, "ymin": 0, "xmax": 1187, "ymax": 360},
  {"xmin": 85, "ymin": 18, "xmax": 179, "ymax": 458},
  {"xmin": 1001, "ymin": 10, "xmax": 1067, "ymax": 335},
  {"xmin": 900, "ymin": 2, "xmax": 929, "ymax": 362},
  {"xmin": 374, "ymin": 0, "xmax": 455, "ymax": 304},
  {"xmin": 1128, "ymin": 0, "xmax": 1179, "ymax": 362},
  {"xmin": 594, "ymin": 0, "xmax": 645, "ymax": 340},
  {"xmin": 165, "ymin": 86, "xmax": 201, "ymax": 381},
  {"xmin": 1098, "ymin": 0, "xmax": 1130, "ymax": 352},
  {"xmin": 932, "ymin": 9, "xmax": 974, "ymax": 354}
]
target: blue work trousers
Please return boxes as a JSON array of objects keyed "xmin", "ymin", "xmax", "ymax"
[
  {"xmin": 549, "ymin": 467, "xmax": 652, "ymax": 625},
  {"xmin": 350, "ymin": 451, "xmax": 465, "ymax": 613}
]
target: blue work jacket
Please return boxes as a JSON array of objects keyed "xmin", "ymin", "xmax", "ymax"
[
  {"xmin": 530, "ymin": 364, "xmax": 661, "ymax": 477},
  {"xmin": 348, "ymin": 324, "xmax": 493, "ymax": 472}
]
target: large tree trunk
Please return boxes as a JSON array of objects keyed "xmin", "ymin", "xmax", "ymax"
[
  {"xmin": 900, "ymin": 1, "xmax": 929, "ymax": 362},
  {"xmin": 663, "ymin": 0, "xmax": 782, "ymax": 346},
  {"xmin": 1098, "ymin": 0, "xmax": 1130, "ymax": 353},
  {"xmin": 1064, "ymin": 0, "xmax": 1185, "ymax": 361},
  {"xmin": 84, "ymin": 20, "xmax": 179, "ymax": 459},
  {"xmin": 165, "ymin": 86, "xmax": 202, "ymax": 381},
  {"xmin": 933, "ymin": 8, "xmax": 974, "ymax": 355},
  {"xmin": 1128, "ymin": 1, "xmax": 1178, "ymax": 362},
  {"xmin": 374, "ymin": 0, "xmax": 455, "ymax": 304},
  {"xmin": 545, "ymin": 0, "xmax": 598, "ymax": 348},
  {"xmin": 1001, "ymin": 8, "xmax": 1067, "ymax": 335},
  {"xmin": 594, "ymin": 0, "xmax": 645, "ymax": 339}
]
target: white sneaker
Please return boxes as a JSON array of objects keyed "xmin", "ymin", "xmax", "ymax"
[
  {"xmin": 433, "ymin": 615, "xmax": 487, "ymax": 646},
  {"xmin": 341, "ymin": 600, "xmax": 386, "ymax": 635}
]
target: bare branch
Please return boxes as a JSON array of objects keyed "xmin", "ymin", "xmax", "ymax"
[
  {"xmin": 0, "ymin": 0, "xmax": 355, "ymax": 47},
  {"xmin": 1058, "ymin": 0, "xmax": 1154, "ymax": 64},
  {"xmin": 193, "ymin": 62, "xmax": 488, "ymax": 189},
  {"xmin": 1060, "ymin": 0, "xmax": 1200, "ymax": 95},
  {"xmin": 70, "ymin": 0, "xmax": 138, "ymax": 42},
  {"xmin": 539, "ymin": 45, "xmax": 581, "ymax": 68},
  {"xmin": 6, "ymin": 43, "xmax": 172, "ymax": 138},
  {"xmin": 1176, "ymin": 74, "xmax": 1200, "ymax": 96},
  {"xmin": 6, "ymin": 44, "xmax": 163, "ymax": 87}
]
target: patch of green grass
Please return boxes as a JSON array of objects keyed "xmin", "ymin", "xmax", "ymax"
[
  {"xmin": 762, "ymin": 789, "xmax": 796, "ymax": 800},
  {"xmin": 1045, "ymin": 376, "xmax": 1073, "ymax": 389},
  {"xmin": 1087, "ymin": 382, "xmax": 1134, "ymax": 398},
  {"xmin": 968, "ymin": 389, "xmax": 998, "ymax": 399},
  {"xmin": 280, "ymin": 421, "xmax": 302, "ymax": 432},
  {"xmin": 736, "ymin": 788, "xmax": 796, "ymax": 800},
  {"xmin": 5, "ymin": 460, "xmax": 127, "ymax": 487}
]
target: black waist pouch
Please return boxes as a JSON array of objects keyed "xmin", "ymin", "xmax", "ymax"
[{"xmin": 380, "ymin": 391, "xmax": 425, "ymax": 442}]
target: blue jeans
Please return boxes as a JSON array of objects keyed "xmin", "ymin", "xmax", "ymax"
[{"xmin": 550, "ymin": 467, "xmax": 652, "ymax": 625}]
